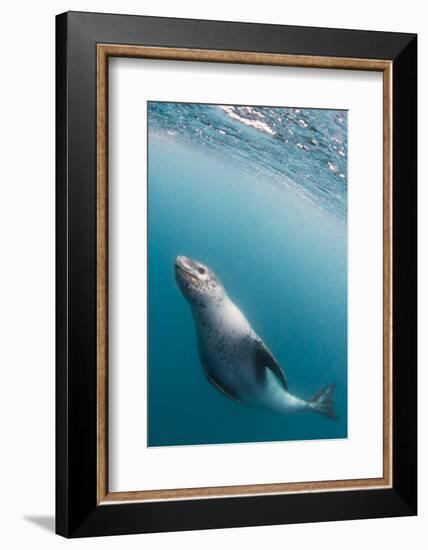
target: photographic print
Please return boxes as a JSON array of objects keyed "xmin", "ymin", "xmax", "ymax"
[
  {"xmin": 148, "ymin": 101, "xmax": 348, "ymax": 447},
  {"xmin": 57, "ymin": 14, "xmax": 417, "ymax": 536}
]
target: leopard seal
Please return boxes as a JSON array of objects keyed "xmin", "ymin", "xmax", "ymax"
[{"xmin": 174, "ymin": 255, "xmax": 336, "ymax": 419}]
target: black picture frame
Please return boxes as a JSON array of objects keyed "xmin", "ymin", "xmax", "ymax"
[{"xmin": 56, "ymin": 11, "xmax": 417, "ymax": 538}]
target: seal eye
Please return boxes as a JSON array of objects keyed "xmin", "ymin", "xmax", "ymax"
[{"xmin": 198, "ymin": 267, "xmax": 205, "ymax": 275}]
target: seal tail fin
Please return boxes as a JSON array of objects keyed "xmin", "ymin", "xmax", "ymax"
[{"xmin": 308, "ymin": 383, "xmax": 337, "ymax": 420}]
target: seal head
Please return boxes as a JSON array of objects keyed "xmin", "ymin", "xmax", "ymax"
[{"xmin": 175, "ymin": 255, "xmax": 225, "ymax": 308}]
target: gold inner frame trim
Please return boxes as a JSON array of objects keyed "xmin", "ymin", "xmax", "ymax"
[{"xmin": 96, "ymin": 44, "xmax": 393, "ymax": 505}]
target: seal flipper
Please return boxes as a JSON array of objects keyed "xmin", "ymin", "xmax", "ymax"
[
  {"xmin": 255, "ymin": 342, "xmax": 288, "ymax": 390},
  {"xmin": 308, "ymin": 383, "xmax": 337, "ymax": 420},
  {"xmin": 206, "ymin": 369, "xmax": 243, "ymax": 404}
]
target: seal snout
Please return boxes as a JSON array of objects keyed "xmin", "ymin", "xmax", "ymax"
[
  {"xmin": 175, "ymin": 256, "xmax": 195, "ymax": 281},
  {"xmin": 175, "ymin": 255, "xmax": 186, "ymax": 265},
  {"xmin": 175, "ymin": 255, "xmax": 196, "ymax": 272},
  {"xmin": 175, "ymin": 255, "xmax": 188, "ymax": 271}
]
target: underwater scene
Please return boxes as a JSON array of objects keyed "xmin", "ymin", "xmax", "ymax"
[{"xmin": 147, "ymin": 102, "xmax": 347, "ymax": 447}]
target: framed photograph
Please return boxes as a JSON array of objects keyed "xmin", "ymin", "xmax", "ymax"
[{"xmin": 56, "ymin": 11, "xmax": 417, "ymax": 537}]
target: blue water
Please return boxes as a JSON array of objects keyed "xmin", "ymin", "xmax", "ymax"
[{"xmin": 148, "ymin": 102, "xmax": 347, "ymax": 447}]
